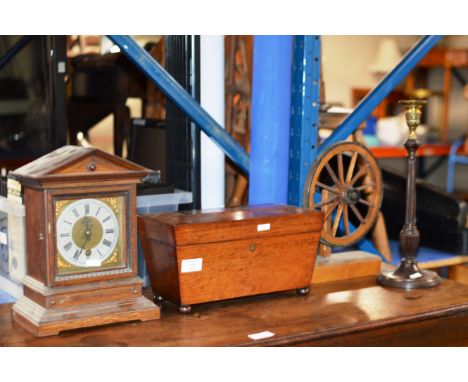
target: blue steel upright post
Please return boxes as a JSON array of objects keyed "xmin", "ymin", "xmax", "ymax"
[
  {"xmin": 249, "ymin": 36, "xmax": 293, "ymax": 205},
  {"xmin": 288, "ymin": 36, "xmax": 321, "ymax": 207}
]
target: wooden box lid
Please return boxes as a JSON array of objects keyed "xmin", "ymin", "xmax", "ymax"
[{"xmin": 138, "ymin": 204, "xmax": 323, "ymax": 246}]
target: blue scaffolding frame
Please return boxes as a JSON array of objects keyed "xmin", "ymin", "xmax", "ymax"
[
  {"xmin": 285, "ymin": 35, "xmax": 442, "ymax": 256},
  {"xmin": 288, "ymin": 36, "xmax": 321, "ymax": 207},
  {"xmin": 0, "ymin": 36, "xmax": 34, "ymax": 70},
  {"xmin": 0, "ymin": 34, "xmax": 441, "ymax": 182},
  {"xmin": 107, "ymin": 34, "xmax": 442, "ymax": 257},
  {"xmin": 108, "ymin": 35, "xmax": 250, "ymax": 174},
  {"xmin": 0, "ymin": 34, "xmax": 444, "ymax": 257},
  {"xmin": 286, "ymin": 35, "xmax": 442, "ymax": 207}
]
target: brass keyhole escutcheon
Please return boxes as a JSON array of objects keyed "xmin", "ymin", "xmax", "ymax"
[{"xmin": 249, "ymin": 243, "xmax": 255, "ymax": 252}]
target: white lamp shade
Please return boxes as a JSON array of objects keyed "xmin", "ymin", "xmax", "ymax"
[{"xmin": 370, "ymin": 38, "xmax": 402, "ymax": 74}]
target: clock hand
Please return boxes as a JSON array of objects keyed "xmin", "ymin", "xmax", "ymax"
[
  {"xmin": 81, "ymin": 217, "xmax": 94, "ymax": 257},
  {"xmin": 77, "ymin": 235, "xmax": 90, "ymax": 258},
  {"xmin": 81, "ymin": 217, "xmax": 93, "ymax": 241}
]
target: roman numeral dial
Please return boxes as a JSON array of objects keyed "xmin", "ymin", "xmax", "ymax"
[{"xmin": 56, "ymin": 198, "xmax": 121, "ymax": 269}]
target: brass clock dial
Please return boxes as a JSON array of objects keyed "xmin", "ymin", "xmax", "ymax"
[{"xmin": 56, "ymin": 197, "xmax": 123, "ymax": 273}]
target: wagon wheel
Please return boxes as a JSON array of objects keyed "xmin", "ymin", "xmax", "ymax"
[{"xmin": 303, "ymin": 141, "xmax": 383, "ymax": 247}]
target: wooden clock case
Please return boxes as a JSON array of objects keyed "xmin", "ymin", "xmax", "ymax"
[{"xmin": 10, "ymin": 146, "xmax": 160, "ymax": 337}]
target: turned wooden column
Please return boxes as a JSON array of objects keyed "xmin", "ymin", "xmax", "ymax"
[{"xmin": 377, "ymin": 100, "xmax": 440, "ymax": 289}]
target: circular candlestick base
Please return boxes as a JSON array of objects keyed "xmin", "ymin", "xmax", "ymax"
[{"xmin": 377, "ymin": 258, "xmax": 441, "ymax": 289}]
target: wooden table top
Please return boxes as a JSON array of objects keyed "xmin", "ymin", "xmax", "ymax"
[{"xmin": 1, "ymin": 277, "xmax": 467, "ymax": 346}]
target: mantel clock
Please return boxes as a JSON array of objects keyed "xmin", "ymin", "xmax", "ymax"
[{"xmin": 10, "ymin": 145, "xmax": 160, "ymax": 337}]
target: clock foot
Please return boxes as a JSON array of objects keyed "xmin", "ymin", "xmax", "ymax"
[
  {"xmin": 296, "ymin": 287, "xmax": 310, "ymax": 296},
  {"xmin": 12, "ymin": 293, "xmax": 160, "ymax": 337},
  {"xmin": 178, "ymin": 304, "xmax": 192, "ymax": 314},
  {"xmin": 154, "ymin": 295, "xmax": 164, "ymax": 306}
]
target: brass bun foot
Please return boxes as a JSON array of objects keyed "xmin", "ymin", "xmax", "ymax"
[
  {"xmin": 377, "ymin": 259, "xmax": 440, "ymax": 289},
  {"xmin": 296, "ymin": 287, "xmax": 310, "ymax": 296},
  {"xmin": 178, "ymin": 305, "xmax": 192, "ymax": 314}
]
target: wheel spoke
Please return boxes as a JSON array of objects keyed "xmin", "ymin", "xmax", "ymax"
[
  {"xmin": 316, "ymin": 181, "xmax": 340, "ymax": 195},
  {"xmin": 324, "ymin": 200, "xmax": 339, "ymax": 221},
  {"xmin": 343, "ymin": 204, "xmax": 350, "ymax": 235},
  {"xmin": 305, "ymin": 143, "xmax": 381, "ymax": 248},
  {"xmin": 354, "ymin": 183, "xmax": 375, "ymax": 191},
  {"xmin": 332, "ymin": 205, "xmax": 344, "ymax": 236},
  {"xmin": 349, "ymin": 203, "xmax": 364, "ymax": 223},
  {"xmin": 325, "ymin": 163, "xmax": 342, "ymax": 188},
  {"xmin": 345, "ymin": 152, "xmax": 358, "ymax": 184},
  {"xmin": 313, "ymin": 195, "xmax": 338, "ymax": 209},
  {"xmin": 338, "ymin": 153, "xmax": 345, "ymax": 185},
  {"xmin": 350, "ymin": 163, "xmax": 370, "ymax": 186},
  {"xmin": 359, "ymin": 198, "xmax": 374, "ymax": 207}
]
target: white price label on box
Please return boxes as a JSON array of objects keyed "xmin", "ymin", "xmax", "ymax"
[
  {"xmin": 181, "ymin": 258, "xmax": 203, "ymax": 273},
  {"xmin": 257, "ymin": 223, "xmax": 270, "ymax": 232}
]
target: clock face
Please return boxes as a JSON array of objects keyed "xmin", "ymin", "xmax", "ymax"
[{"xmin": 55, "ymin": 196, "xmax": 126, "ymax": 276}]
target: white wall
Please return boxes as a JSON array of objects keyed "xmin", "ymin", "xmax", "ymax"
[
  {"xmin": 200, "ymin": 35, "xmax": 225, "ymax": 209},
  {"xmin": 322, "ymin": 35, "xmax": 468, "ymax": 138},
  {"xmin": 322, "ymin": 36, "xmax": 419, "ymax": 107},
  {"xmin": 321, "ymin": 36, "xmax": 468, "ymax": 192}
]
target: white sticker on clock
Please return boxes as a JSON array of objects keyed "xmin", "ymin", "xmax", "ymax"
[
  {"xmin": 181, "ymin": 258, "xmax": 203, "ymax": 273},
  {"xmin": 257, "ymin": 223, "xmax": 270, "ymax": 232},
  {"xmin": 86, "ymin": 259, "xmax": 102, "ymax": 267}
]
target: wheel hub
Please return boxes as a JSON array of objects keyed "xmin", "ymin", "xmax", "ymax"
[
  {"xmin": 304, "ymin": 141, "xmax": 383, "ymax": 247},
  {"xmin": 343, "ymin": 188, "xmax": 360, "ymax": 204}
]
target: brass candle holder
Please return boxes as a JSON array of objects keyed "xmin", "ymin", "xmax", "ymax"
[{"xmin": 377, "ymin": 100, "xmax": 441, "ymax": 289}]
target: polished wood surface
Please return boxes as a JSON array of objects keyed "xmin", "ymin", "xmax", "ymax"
[
  {"xmin": 138, "ymin": 206, "xmax": 323, "ymax": 309},
  {"xmin": 311, "ymin": 252, "xmax": 381, "ymax": 284},
  {"xmin": 1, "ymin": 277, "xmax": 467, "ymax": 346}
]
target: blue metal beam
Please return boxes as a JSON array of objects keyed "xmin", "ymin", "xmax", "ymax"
[
  {"xmin": 288, "ymin": 36, "xmax": 321, "ymax": 206},
  {"xmin": 318, "ymin": 35, "xmax": 442, "ymax": 155},
  {"xmin": 0, "ymin": 36, "xmax": 34, "ymax": 71},
  {"xmin": 108, "ymin": 35, "xmax": 250, "ymax": 174}
]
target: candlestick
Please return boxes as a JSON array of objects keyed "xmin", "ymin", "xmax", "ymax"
[{"xmin": 377, "ymin": 100, "xmax": 440, "ymax": 289}]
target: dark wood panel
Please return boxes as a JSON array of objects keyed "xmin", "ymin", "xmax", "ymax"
[{"xmin": 24, "ymin": 188, "xmax": 47, "ymax": 285}]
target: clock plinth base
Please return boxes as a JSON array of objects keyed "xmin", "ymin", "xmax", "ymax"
[
  {"xmin": 12, "ymin": 295, "xmax": 160, "ymax": 337},
  {"xmin": 12, "ymin": 276, "xmax": 160, "ymax": 337}
]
